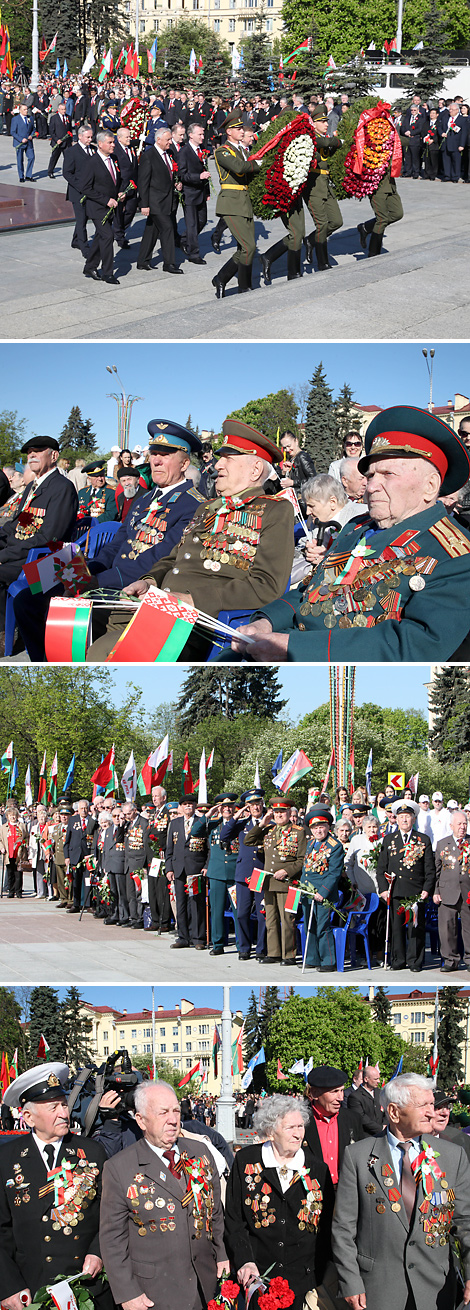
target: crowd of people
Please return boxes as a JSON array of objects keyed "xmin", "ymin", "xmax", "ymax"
[
  {"xmin": 1, "ymin": 402, "xmax": 470, "ymax": 663},
  {"xmin": 2, "ymin": 779, "xmax": 470, "ymax": 973},
  {"xmin": 2, "ymin": 1060, "xmax": 470, "ymax": 1310}
]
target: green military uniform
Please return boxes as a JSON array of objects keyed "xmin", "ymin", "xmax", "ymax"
[
  {"xmin": 212, "ymin": 111, "xmax": 261, "ymax": 295},
  {"xmin": 51, "ymin": 813, "xmax": 71, "ymax": 907},
  {"xmin": 300, "ymin": 810, "xmax": 345, "ymax": 970},
  {"xmin": 193, "ymin": 802, "xmax": 239, "ymax": 954},
  {"xmin": 77, "ymin": 484, "xmax": 117, "ymax": 524},
  {"xmin": 304, "ymin": 132, "xmax": 343, "ymax": 270},
  {"xmin": 244, "ymin": 817, "xmax": 307, "ymax": 962},
  {"xmin": 261, "ymin": 195, "xmax": 305, "ymax": 285},
  {"xmin": 358, "ymin": 170, "xmax": 404, "ymax": 258}
]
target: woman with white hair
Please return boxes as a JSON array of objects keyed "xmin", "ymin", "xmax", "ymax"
[
  {"xmin": 302, "ymin": 474, "xmax": 367, "ymax": 571},
  {"xmin": 224, "ymin": 1094, "xmax": 334, "ymax": 1309},
  {"xmin": 344, "ymin": 813, "xmax": 386, "ymax": 963}
]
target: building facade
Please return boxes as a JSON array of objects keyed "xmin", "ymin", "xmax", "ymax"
[
  {"xmin": 383, "ymin": 988, "xmax": 470, "ymax": 1083},
  {"xmin": 121, "ymin": 0, "xmax": 284, "ymax": 65}
]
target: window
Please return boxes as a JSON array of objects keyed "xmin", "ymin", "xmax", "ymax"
[
  {"xmin": 244, "ymin": 19, "xmax": 254, "ymax": 29},
  {"xmin": 160, "ymin": 1027, "xmax": 166, "ymax": 1036},
  {"xmin": 186, "ymin": 1042, "xmax": 192, "ymax": 1052},
  {"xmin": 161, "ymin": 1043, "xmax": 166, "ymax": 1053},
  {"xmin": 173, "ymin": 1059, "xmax": 179, "ymax": 1067},
  {"xmin": 202, "ymin": 1055, "xmax": 210, "ymax": 1067},
  {"xmin": 392, "ymin": 1014, "xmax": 401, "ymax": 1024},
  {"xmin": 132, "ymin": 1029, "xmax": 137, "ymax": 1038},
  {"xmin": 410, "ymin": 1031, "xmax": 425, "ymax": 1043},
  {"xmin": 411, "ymin": 1012, "xmax": 426, "ymax": 1024},
  {"xmin": 186, "ymin": 1025, "xmax": 192, "ymax": 1034},
  {"xmin": 186, "ymin": 1057, "xmax": 193, "ymax": 1067},
  {"xmin": 132, "ymin": 1044, "xmax": 137, "ymax": 1053},
  {"xmin": 140, "ymin": 16, "xmax": 145, "ymax": 26},
  {"xmin": 144, "ymin": 1043, "xmax": 151, "ymax": 1053},
  {"xmin": 173, "ymin": 1042, "xmax": 179, "ymax": 1051},
  {"xmin": 104, "ymin": 1046, "xmax": 109, "ymax": 1055},
  {"xmin": 103, "ymin": 1031, "xmax": 108, "ymax": 1040},
  {"xmin": 199, "ymin": 1024, "xmax": 210, "ymax": 1034},
  {"xmin": 200, "ymin": 1041, "xmax": 209, "ymax": 1050},
  {"xmin": 119, "ymin": 1030, "xmax": 125, "ymax": 1041},
  {"xmin": 229, "ymin": 15, "xmax": 235, "ymax": 25},
  {"xmin": 173, "ymin": 1026, "xmax": 178, "ymax": 1036},
  {"xmin": 266, "ymin": 19, "xmax": 272, "ymax": 30},
  {"xmin": 214, "ymin": 19, "xmax": 220, "ymax": 29}
]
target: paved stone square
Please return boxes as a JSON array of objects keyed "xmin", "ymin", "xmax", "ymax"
[{"xmin": 0, "ymin": 135, "xmax": 469, "ymax": 340}]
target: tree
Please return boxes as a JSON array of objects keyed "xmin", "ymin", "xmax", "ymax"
[
  {"xmin": 240, "ymin": 7, "xmax": 272, "ymax": 98},
  {"xmin": 225, "ymin": 389, "xmax": 298, "ymax": 445},
  {"xmin": 0, "ymin": 989, "xmax": 26, "ymax": 1072},
  {"xmin": 304, "ymin": 362, "xmax": 337, "ymax": 470},
  {"xmin": 61, "ymin": 988, "xmax": 94, "ymax": 1071},
  {"xmin": 437, "ymin": 988, "xmax": 467, "ymax": 1089},
  {"xmin": 334, "ymin": 382, "xmax": 360, "ymax": 449},
  {"xmin": 328, "ymin": 56, "xmax": 374, "ymax": 101},
  {"xmin": 370, "ymin": 987, "xmax": 392, "ymax": 1025},
  {"xmin": 158, "ymin": 19, "xmax": 230, "ymax": 89},
  {"xmin": 0, "ymin": 409, "xmax": 28, "ymax": 467},
  {"xmin": 200, "ymin": 30, "xmax": 231, "ymax": 98},
  {"xmin": 409, "ymin": 0, "xmax": 450, "ymax": 98},
  {"xmin": 130, "ymin": 1054, "xmax": 185, "ymax": 1096},
  {"xmin": 59, "ymin": 405, "xmax": 98, "ymax": 459},
  {"xmin": 280, "ymin": 7, "xmax": 325, "ymax": 96},
  {"xmin": 175, "ymin": 670, "xmax": 287, "ymax": 733},
  {"xmin": 428, "ymin": 667, "xmax": 470, "ymax": 761},
  {"xmin": 1, "ymin": 0, "xmax": 32, "ymax": 58},
  {"xmin": 244, "ymin": 991, "xmax": 265, "ymax": 1063},
  {"xmin": 28, "ymin": 987, "xmax": 66, "ymax": 1063},
  {"xmin": 38, "ymin": 0, "xmax": 80, "ymax": 62}
]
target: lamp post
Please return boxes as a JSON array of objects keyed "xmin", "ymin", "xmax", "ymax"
[
  {"xmin": 106, "ymin": 365, "xmax": 143, "ymax": 451},
  {"xmin": 31, "ymin": 0, "xmax": 39, "ymax": 91},
  {"xmin": 422, "ymin": 347, "xmax": 435, "ymax": 411},
  {"xmin": 216, "ymin": 986, "xmax": 235, "ymax": 1143}
]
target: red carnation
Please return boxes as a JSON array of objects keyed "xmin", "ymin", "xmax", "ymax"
[
  {"xmin": 208, "ymin": 1300, "xmax": 219, "ymax": 1310},
  {"xmin": 258, "ymin": 1294, "xmax": 278, "ymax": 1310},
  {"xmin": 220, "ymin": 1282, "xmax": 241, "ymax": 1301},
  {"xmin": 269, "ymin": 1278, "xmax": 294, "ymax": 1306}
]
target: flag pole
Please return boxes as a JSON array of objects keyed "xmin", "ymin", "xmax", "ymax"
[
  {"xmin": 152, "ymin": 985, "xmax": 156, "ymax": 1081},
  {"xmin": 216, "ymin": 985, "xmax": 235, "ymax": 1142},
  {"xmin": 302, "ymin": 897, "xmax": 315, "ymax": 974}
]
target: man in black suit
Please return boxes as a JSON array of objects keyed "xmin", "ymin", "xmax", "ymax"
[
  {"xmin": 81, "ymin": 129, "xmax": 125, "ymax": 285},
  {"xmin": 168, "ymin": 122, "xmax": 186, "ymax": 248},
  {"xmin": 0, "ymin": 1062, "xmax": 110, "ymax": 1310},
  {"xmin": 102, "ymin": 805, "xmax": 128, "ymax": 924},
  {"xmin": 146, "ymin": 785, "xmax": 172, "ymax": 933},
  {"xmin": 31, "ymin": 84, "xmax": 50, "ymax": 138},
  {"xmin": 401, "ymin": 101, "xmax": 427, "ymax": 178},
  {"xmin": 377, "ymin": 798, "xmax": 436, "ymax": 971},
  {"xmin": 73, "ymin": 86, "xmax": 91, "ymax": 129},
  {"xmin": 137, "ymin": 125, "xmax": 183, "ymax": 274},
  {"xmin": 438, "ymin": 99, "xmax": 468, "ymax": 181},
  {"xmin": 0, "ymin": 434, "xmax": 77, "ymax": 642},
  {"xmin": 123, "ymin": 801, "xmax": 150, "ymax": 929},
  {"xmin": 165, "ymin": 793, "xmax": 208, "ymax": 950},
  {"xmin": 348, "ymin": 1062, "xmax": 386, "ymax": 1137},
  {"xmin": 304, "ymin": 1065, "xmax": 363, "ymax": 1182},
  {"xmin": 164, "ymin": 89, "xmax": 182, "ymax": 128},
  {"xmin": 178, "ymin": 119, "xmax": 211, "ymax": 265},
  {"xmin": 112, "ymin": 125, "xmax": 139, "ymax": 248},
  {"xmin": 63, "ymin": 124, "xmax": 95, "ymax": 256},
  {"xmin": 48, "ymin": 100, "xmax": 73, "ymax": 176},
  {"xmin": 64, "ymin": 798, "xmax": 98, "ymax": 913}
]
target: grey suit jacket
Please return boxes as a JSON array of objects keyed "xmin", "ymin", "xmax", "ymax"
[
  {"xmin": 99, "ymin": 1135, "xmax": 227, "ymax": 1309},
  {"xmin": 332, "ymin": 1132, "xmax": 470, "ymax": 1310},
  {"xmin": 435, "ymin": 835, "xmax": 465, "ymax": 906}
]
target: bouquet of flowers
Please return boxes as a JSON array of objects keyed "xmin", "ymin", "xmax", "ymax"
[
  {"xmin": 255, "ymin": 1275, "xmax": 295, "ymax": 1310},
  {"xmin": 102, "ymin": 179, "xmax": 137, "ymax": 225},
  {"xmin": 397, "ymin": 897, "xmax": 419, "ymax": 926},
  {"xmin": 30, "ymin": 1272, "xmax": 107, "ymax": 1310},
  {"xmin": 248, "ymin": 112, "xmax": 317, "ymax": 219},
  {"xmin": 207, "ymin": 1277, "xmax": 241, "ymax": 1310},
  {"xmin": 362, "ymin": 833, "xmax": 383, "ymax": 874}
]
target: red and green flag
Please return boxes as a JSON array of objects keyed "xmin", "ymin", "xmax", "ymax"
[
  {"xmin": 91, "ymin": 745, "xmax": 115, "ymax": 790},
  {"xmin": 285, "ymin": 884, "xmax": 302, "ymax": 915},
  {"xmin": 182, "ymin": 751, "xmax": 194, "ymax": 796},
  {"xmin": 9, "ymin": 1049, "xmax": 18, "ymax": 1081},
  {"xmin": 48, "ymin": 752, "xmax": 58, "ymax": 805},
  {"xmin": 1, "ymin": 741, "xmax": 13, "ymax": 773},
  {"xmin": 178, "ymin": 1060, "xmax": 200, "ymax": 1088},
  {"xmin": 277, "ymin": 1059, "xmax": 288, "ymax": 1080},
  {"xmin": 106, "ymin": 589, "xmax": 197, "ymax": 663},
  {"xmin": 37, "ymin": 750, "xmax": 47, "ymax": 803},
  {"xmin": 283, "ymin": 38, "xmax": 310, "ymax": 63},
  {"xmin": 37, "ymin": 1034, "xmax": 50, "ymax": 1060},
  {"xmin": 212, "ymin": 1024, "xmax": 221, "ymax": 1076},
  {"xmin": 231, "ymin": 1020, "xmax": 245, "ymax": 1075},
  {"xmin": 248, "ymin": 868, "xmax": 266, "ymax": 893},
  {"xmin": 272, "ymin": 748, "xmax": 313, "ymax": 793},
  {"xmin": 0, "ymin": 1052, "xmax": 9, "ymax": 1097}
]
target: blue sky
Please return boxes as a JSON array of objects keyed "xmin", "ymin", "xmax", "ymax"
[
  {"xmin": 109, "ymin": 665, "xmax": 431, "ymax": 722},
  {"xmin": 49, "ymin": 984, "xmax": 441, "ymax": 1014},
  {"xmin": 4, "ymin": 342, "xmax": 470, "ymax": 449}
]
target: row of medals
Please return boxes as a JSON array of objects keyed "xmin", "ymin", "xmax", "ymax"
[
  {"xmin": 131, "ymin": 1182, "xmax": 178, "ymax": 1235},
  {"xmin": 52, "ymin": 1163, "xmax": 99, "ymax": 1233},
  {"xmin": 199, "ymin": 524, "xmax": 259, "ymax": 574},
  {"xmin": 300, "ymin": 559, "xmax": 426, "ymax": 630}
]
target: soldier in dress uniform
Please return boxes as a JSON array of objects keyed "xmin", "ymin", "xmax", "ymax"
[
  {"xmin": 220, "ymin": 788, "xmax": 267, "ymax": 961},
  {"xmin": 212, "ymin": 108, "xmax": 261, "ymax": 297},
  {"xmin": 102, "ymin": 804, "xmax": 128, "ymax": 925},
  {"xmin": 231, "ymin": 406, "xmax": 470, "ymax": 663},
  {"xmin": 123, "ymin": 801, "xmax": 151, "ymax": 930},
  {"xmin": 192, "ymin": 792, "xmax": 239, "ymax": 956},
  {"xmin": 96, "ymin": 421, "xmax": 294, "ymax": 663},
  {"xmin": 244, "ymin": 797, "xmax": 307, "ymax": 965},
  {"xmin": 434, "ymin": 807, "xmax": 470, "ymax": 973},
  {"xmin": 76, "ymin": 463, "xmax": 118, "ymax": 526},
  {"xmin": 51, "ymin": 801, "xmax": 72, "ymax": 908},
  {"xmin": 300, "ymin": 803, "xmax": 345, "ymax": 971},
  {"xmin": 100, "ymin": 98, "xmax": 121, "ymax": 136},
  {"xmin": 165, "ymin": 792, "xmax": 208, "ymax": 949},
  {"xmin": 303, "ymin": 104, "xmax": 343, "ymax": 272},
  {"xmin": 376, "ymin": 799, "xmax": 435, "ymax": 972},
  {"xmin": 64, "ymin": 799, "xmax": 98, "ymax": 913},
  {"xmin": 0, "ymin": 1063, "xmax": 110, "ymax": 1310},
  {"xmin": 355, "ymin": 105, "xmax": 404, "ymax": 258},
  {"xmin": 146, "ymin": 785, "xmax": 172, "ymax": 933}
]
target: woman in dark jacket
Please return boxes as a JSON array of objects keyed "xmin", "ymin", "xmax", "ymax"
[{"xmin": 224, "ymin": 1094, "xmax": 334, "ymax": 1310}]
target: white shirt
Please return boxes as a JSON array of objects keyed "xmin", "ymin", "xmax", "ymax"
[
  {"xmin": 154, "ymin": 144, "xmax": 172, "ymax": 170},
  {"xmin": 33, "ymin": 1133, "xmax": 63, "ymax": 1170},
  {"xmin": 261, "ymin": 1141, "xmax": 305, "ymax": 1192},
  {"xmin": 416, "ymin": 807, "xmax": 433, "ymax": 839},
  {"xmin": 386, "ymin": 1127, "xmax": 421, "ymax": 1184},
  {"xmin": 28, "ymin": 467, "xmax": 56, "ymax": 492},
  {"xmin": 429, "ymin": 807, "xmax": 452, "ymax": 849},
  {"xmin": 145, "ymin": 1139, "xmax": 180, "ymax": 1169}
]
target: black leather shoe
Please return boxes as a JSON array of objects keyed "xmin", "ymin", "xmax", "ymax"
[
  {"xmin": 239, "ymin": 952, "xmax": 250, "ymax": 961},
  {"xmin": 67, "ymin": 906, "xmax": 80, "ymax": 913},
  {"xmin": 210, "ymin": 947, "xmax": 224, "ymax": 955},
  {"xmin": 163, "ymin": 263, "xmax": 184, "ymax": 274},
  {"xmin": 137, "ymin": 261, "xmax": 154, "ymax": 270},
  {"xmin": 194, "ymin": 944, "xmax": 206, "ymax": 950},
  {"xmin": 357, "ymin": 222, "xmax": 368, "ymax": 249},
  {"xmin": 171, "ymin": 940, "xmax": 190, "ymax": 949},
  {"xmin": 102, "ymin": 275, "xmax": 120, "ymax": 285},
  {"xmin": 440, "ymin": 962, "xmax": 458, "ymax": 972},
  {"xmin": 119, "ymin": 239, "xmax": 131, "ymax": 248},
  {"xmin": 261, "ymin": 956, "xmax": 281, "ymax": 964},
  {"xmin": 189, "ymin": 256, "xmax": 206, "ymax": 265},
  {"xmin": 280, "ymin": 958, "xmax": 297, "ymax": 966},
  {"xmin": 131, "ymin": 920, "xmax": 144, "ymax": 928},
  {"xmin": 83, "ymin": 269, "xmax": 101, "ymax": 280},
  {"xmin": 104, "ymin": 916, "xmax": 119, "ymax": 925},
  {"xmin": 211, "ymin": 233, "xmax": 221, "ymax": 254}
]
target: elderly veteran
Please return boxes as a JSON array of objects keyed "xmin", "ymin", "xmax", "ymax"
[
  {"xmin": 376, "ymin": 798, "xmax": 435, "ymax": 972},
  {"xmin": 95, "ymin": 420, "xmax": 294, "ymax": 662},
  {"xmin": 224, "ymin": 1093, "xmax": 334, "ymax": 1310},
  {"xmin": 332, "ymin": 1072, "xmax": 470, "ymax": 1310},
  {"xmin": 244, "ymin": 796, "xmax": 307, "ymax": 965},
  {"xmin": 0, "ymin": 1063, "xmax": 109, "ymax": 1310},
  {"xmin": 230, "ymin": 406, "xmax": 470, "ymax": 662},
  {"xmin": 76, "ymin": 461, "xmax": 118, "ymax": 524},
  {"xmin": 300, "ymin": 804, "xmax": 344, "ymax": 972}
]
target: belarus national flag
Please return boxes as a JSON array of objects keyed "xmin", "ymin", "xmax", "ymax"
[
  {"xmin": 115, "ymin": 46, "xmax": 126, "ymax": 70},
  {"xmin": 9, "ymin": 1049, "xmax": 18, "ymax": 1081},
  {"xmin": 284, "ymin": 38, "xmax": 310, "ymax": 63},
  {"xmin": 25, "ymin": 765, "xmax": 33, "ymax": 808},
  {"xmin": 182, "ymin": 751, "xmax": 194, "ymax": 796},
  {"xmin": 106, "ymin": 588, "xmax": 197, "ymax": 663},
  {"xmin": 48, "ymin": 752, "xmax": 58, "ymax": 805},
  {"xmin": 1, "ymin": 741, "xmax": 13, "ymax": 773},
  {"xmin": 232, "ymin": 1020, "xmax": 245, "ymax": 1075},
  {"xmin": 37, "ymin": 750, "xmax": 47, "ymax": 802},
  {"xmin": 23, "ymin": 546, "xmax": 90, "ymax": 596},
  {"xmin": 212, "ymin": 1024, "xmax": 221, "ymax": 1076},
  {"xmin": 122, "ymin": 751, "xmax": 137, "ymax": 801},
  {"xmin": 249, "ymin": 868, "xmax": 265, "ymax": 893},
  {"xmin": 285, "ymin": 884, "xmax": 302, "ymax": 914},
  {"xmin": 272, "ymin": 748, "xmax": 313, "ymax": 793},
  {"xmin": 207, "ymin": 748, "xmax": 214, "ymax": 770},
  {"xmin": 178, "ymin": 1060, "xmax": 200, "ymax": 1087},
  {"xmin": 37, "ymin": 1034, "xmax": 50, "ymax": 1060},
  {"xmin": 91, "ymin": 745, "xmax": 115, "ymax": 788},
  {"xmin": 277, "ymin": 1059, "xmax": 288, "ymax": 1080}
]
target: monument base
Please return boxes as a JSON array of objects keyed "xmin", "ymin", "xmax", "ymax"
[{"xmin": 0, "ymin": 182, "xmax": 74, "ymax": 232}]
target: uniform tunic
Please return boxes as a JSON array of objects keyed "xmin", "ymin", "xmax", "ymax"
[
  {"xmin": 76, "ymin": 485, "xmax": 118, "ymax": 525},
  {"xmin": 214, "ymin": 140, "xmax": 260, "ymax": 266},
  {"xmin": 376, "ymin": 829, "xmax": 435, "ymax": 969},
  {"xmin": 192, "ymin": 815, "xmax": 238, "ymax": 952},
  {"xmin": 300, "ymin": 832, "xmax": 344, "ymax": 968},
  {"xmin": 244, "ymin": 821, "xmax": 307, "ymax": 960},
  {"xmin": 304, "ymin": 134, "xmax": 343, "ymax": 243},
  {"xmin": 220, "ymin": 814, "xmax": 267, "ymax": 957},
  {"xmin": 147, "ymin": 804, "xmax": 172, "ymax": 931}
]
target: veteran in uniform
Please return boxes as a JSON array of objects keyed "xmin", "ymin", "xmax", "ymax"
[
  {"xmin": 224, "ymin": 1093, "xmax": 334, "ymax": 1310},
  {"xmin": 231, "ymin": 406, "xmax": 470, "ymax": 663},
  {"xmin": 165, "ymin": 792, "xmax": 208, "ymax": 950},
  {"xmin": 0, "ymin": 436, "xmax": 77, "ymax": 640},
  {"xmin": 64, "ymin": 799, "xmax": 98, "ymax": 914},
  {"xmin": 51, "ymin": 802, "xmax": 72, "ymax": 908},
  {"xmin": 303, "ymin": 104, "xmax": 343, "ymax": 272},
  {"xmin": 434, "ymin": 807, "xmax": 470, "ymax": 973},
  {"xmin": 123, "ymin": 802, "xmax": 151, "ymax": 930},
  {"xmin": 192, "ymin": 792, "xmax": 239, "ymax": 956},
  {"xmin": 95, "ymin": 421, "xmax": 294, "ymax": 663},
  {"xmin": 146, "ymin": 785, "xmax": 172, "ymax": 933},
  {"xmin": 99, "ymin": 1079, "xmax": 228, "ymax": 1310},
  {"xmin": 220, "ymin": 788, "xmax": 267, "ymax": 961},
  {"xmin": 0, "ymin": 1063, "xmax": 109, "ymax": 1310},
  {"xmin": 300, "ymin": 803, "xmax": 344, "ymax": 971},
  {"xmin": 76, "ymin": 463, "xmax": 118, "ymax": 525},
  {"xmin": 332, "ymin": 1072, "xmax": 470, "ymax": 1310},
  {"xmin": 212, "ymin": 109, "xmax": 261, "ymax": 297},
  {"xmin": 244, "ymin": 797, "xmax": 307, "ymax": 965},
  {"xmin": 376, "ymin": 799, "xmax": 435, "ymax": 972}
]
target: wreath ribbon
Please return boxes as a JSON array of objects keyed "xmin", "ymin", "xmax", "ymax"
[
  {"xmin": 353, "ymin": 102, "xmax": 402, "ymax": 178},
  {"xmin": 249, "ymin": 113, "xmax": 313, "ymax": 162}
]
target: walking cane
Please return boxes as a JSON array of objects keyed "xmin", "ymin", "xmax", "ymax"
[
  {"xmin": 383, "ymin": 872, "xmax": 396, "ymax": 970},
  {"xmin": 302, "ymin": 896, "xmax": 315, "ymax": 974}
]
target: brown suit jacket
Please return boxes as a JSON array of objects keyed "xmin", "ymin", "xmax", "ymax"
[{"xmin": 99, "ymin": 1135, "xmax": 227, "ymax": 1308}]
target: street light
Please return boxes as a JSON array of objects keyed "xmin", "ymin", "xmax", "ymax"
[
  {"xmin": 106, "ymin": 364, "xmax": 143, "ymax": 451},
  {"xmin": 422, "ymin": 347, "xmax": 435, "ymax": 411}
]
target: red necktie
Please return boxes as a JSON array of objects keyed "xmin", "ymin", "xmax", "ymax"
[
  {"xmin": 197, "ymin": 147, "xmax": 203, "ymax": 161},
  {"xmin": 164, "ymin": 152, "xmax": 173, "ymax": 177},
  {"xmin": 106, "ymin": 157, "xmax": 116, "ymax": 183},
  {"xmin": 163, "ymin": 1149, "xmax": 180, "ymax": 1177}
]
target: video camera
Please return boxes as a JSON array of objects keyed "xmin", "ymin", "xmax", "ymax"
[{"xmin": 68, "ymin": 1048, "xmax": 140, "ymax": 1134}]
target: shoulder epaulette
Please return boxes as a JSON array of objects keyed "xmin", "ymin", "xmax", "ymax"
[
  {"xmin": 187, "ymin": 487, "xmax": 205, "ymax": 501},
  {"xmin": 327, "ymin": 835, "xmax": 338, "ymax": 847},
  {"xmin": 429, "ymin": 517, "xmax": 470, "ymax": 558}
]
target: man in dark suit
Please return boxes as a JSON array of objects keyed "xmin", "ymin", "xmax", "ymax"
[
  {"xmin": 377, "ymin": 798, "xmax": 436, "ymax": 972},
  {"xmin": 168, "ymin": 121, "xmax": 186, "ymax": 248},
  {"xmin": 102, "ymin": 805, "xmax": 128, "ymax": 924},
  {"xmin": 164, "ymin": 90, "xmax": 183, "ymax": 128},
  {"xmin": 177, "ymin": 119, "xmax": 211, "ymax": 265},
  {"xmin": 112, "ymin": 125, "xmax": 139, "ymax": 248},
  {"xmin": 401, "ymin": 102, "xmax": 427, "ymax": 178},
  {"xmin": 123, "ymin": 801, "xmax": 150, "ymax": 929},
  {"xmin": 136, "ymin": 124, "xmax": 183, "ymax": 274},
  {"xmin": 0, "ymin": 1062, "xmax": 110, "ymax": 1310},
  {"xmin": 146, "ymin": 785, "xmax": 172, "ymax": 933},
  {"xmin": 81, "ymin": 128, "xmax": 125, "ymax": 285},
  {"xmin": 165, "ymin": 793, "xmax": 208, "ymax": 950},
  {"xmin": 48, "ymin": 100, "xmax": 73, "ymax": 176},
  {"xmin": 63, "ymin": 124, "xmax": 95, "ymax": 255},
  {"xmin": 11, "ymin": 101, "xmax": 35, "ymax": 181},
  {"xmin": 64, "ymin": 798, "xmax": 98, "ymax": 913},
  {"xmin": 31, "ymin": 84, "xmax": 50, "ymax": 138},
  {"xmin": 304, "ymin": 1065, "xmax": 364, "ymax": 1182},
  {"xmin": 73, "ymin": 86, "xmax": 91, "ymax": 128},
  {"xmin": 438, "ymin": 99, "xmax": 468, "ymax": 181},
  {"xmin": 434, "ymin": 807, "xmax": 470, "ymax": 972},
  {"xmin": 220, "ymin": 788, "xmax": 267, "ymax": 962},
  {"xmin": 0, "ymin": 434, "xmax": 77, "ymax": 642},
  {"xmin": 348, "ymin": 1062, "xmax": 386, "ymax": 1137}
]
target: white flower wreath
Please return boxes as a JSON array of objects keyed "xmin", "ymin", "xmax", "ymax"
[{"xmin": 282, "ymin": 133, "xmax": 315, "ymax": 193}]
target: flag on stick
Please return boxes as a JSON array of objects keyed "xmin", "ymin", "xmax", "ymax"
[
  {"xmin": 48, "ymin": 752, "xmax": 58, "ymax": 805},
  {"xmin": 122, "ymin": 751, "xmax": 137, "ymax": 801},
  {"xmin": 37, "ymin": 1034, "xmax": 50, "ymax": 1060},
  {"xmin": 91, "ymin": 745, "xmax": 115, "ymax": 789},
  {"xmin": 37, "ymin": 750, "xmax": 47, "ymax": 803},
  {"xmin": 1, "ymin": 741, "xmax": 13, "ymax": 773},
  {"xmin": 272, "ymin": 748, "xmax": 313, "ymax": 793},
  {"xmin": 178, "ymin": 1060, "xmax": 200, "ymax": 1087},
  {"xmin": 198, "ymin": 749, "xmax": 207, "ymax": 805},
  {"xmin": 25, "ymin": 765, "xmax": 32, "ymax": 808}
]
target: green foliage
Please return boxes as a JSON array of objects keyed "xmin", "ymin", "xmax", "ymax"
[
  {"xmin": 428, "ymin": 667, "xmax": 470, "ymax": 762},
  {"xmin": 0, "ymin": 410, "xmax": 28, "ymax": 466},
  {"xmin": 131, "ymin": 1054, "xmax": 185, "ymax": 1096},
  {"xmin": 326, "ymin": 57, "xmax": 375, "ymax": 101},
  {"xmin": 2, "ymin": 0, "xmax": 32, "ymax": 55},
  {"xmin": 334, "ymin": 383, "xmax": 360, "ymax": 450},
  {"xmin": 437, "ymin": 989, "xmax": 467, "ymax": 1090},
  {"xmin": 157, "ymin": 19, "xmax": 230, "ymax": 90},
  {"xmin": 264, "ymin": 989, "xmax": 427, "ymax": 1090},
  {"xmin": 175, "ymin": 670, "xmax": 287, "ymax": 733},
  {"xmin": 370, "ymin": 986, "xmax": 392, "ymax": 1024},
  {"xmin": 0, "ymin": 989, "xmax": 26, "ymax": 1072},
  {"xmin": 225, "ymin": 385, "xmax": 299, "ymax": 440},
  {"xmin": 28, "ymin": 987, "xmax": 66, "ymax": 1064},
  {"xmin": 244, "ymin": 987, "xmax": 283, "ymax": 1072},
  {"xmin": 240, "ymin": 8, "xmax": 273, "ymax": 98},
  {"xmin": 328, "ymin": 96, "xmax": 382, "ymax": 199},
  {"xmin": 248, "ymin": 112, "xmax": 299, "ymax": 220},
  {"xmin": 409, "ymin": 0, "xmax": 453, "ymax": 97},
  {"xmin": 59, "ymin": 406, "xmax": 98, "ymax": 461},
  {"xmin": 304, "ymin": 362, "xmax": 337, "ymax": 471},
  {"xmin": 61, "ymin": 987, "xmax": 94, "ymax": 1072}
]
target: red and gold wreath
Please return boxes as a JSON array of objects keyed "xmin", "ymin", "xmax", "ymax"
[
  {"xmin": 120, "ymin": 97, "xmax": 149, "ymax": 149},
  {"xmin": 250, "ymin": 113, "xmax": 317, "ymax": 212},
  {"xmin": 343, "ymin": 101, "xmax": 402, "ymax": 198}
]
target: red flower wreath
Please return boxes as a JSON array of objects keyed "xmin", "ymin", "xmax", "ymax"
[
  {"xmin": 343, "ymin": 101, "xmax": 402, "ymax": 199},
  {"xmin": 250, "ymin": 113, "xmax": 317, "ymax": 211}
]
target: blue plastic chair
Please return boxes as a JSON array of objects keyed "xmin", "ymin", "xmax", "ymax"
[{"xmin": 332, "ymin": 892, "xmax": 380, "ymax": 971}]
